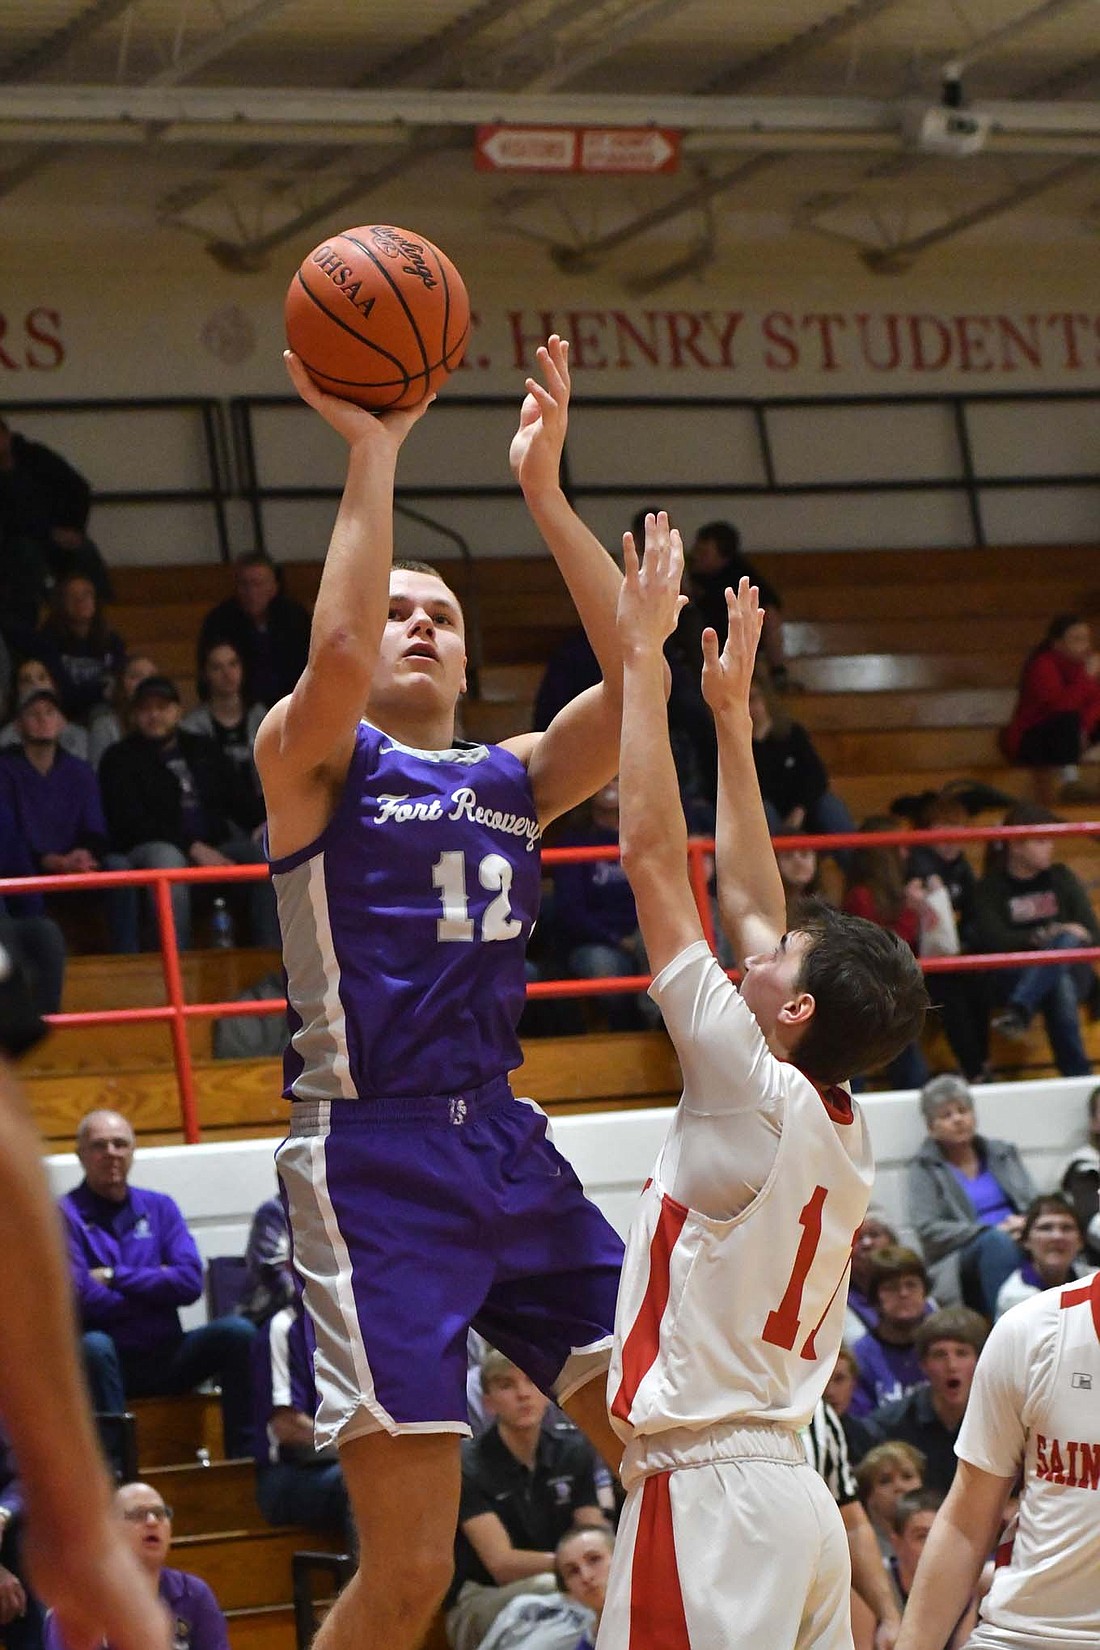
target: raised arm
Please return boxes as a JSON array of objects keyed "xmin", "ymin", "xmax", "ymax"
[
  {"xmin": 616, "ymin": 514, "xmax": 705, "ymax": 978},
  {"xmin": 505, "ymin": 337, "xmax": 624, "ymax": 825},
  {"xmin": 254, "ymin": 354, "xmax": 433, "ymax": 803},
  {"xmin": 701, "ymin": 580, "xmax": 787, "ymax": 962}
]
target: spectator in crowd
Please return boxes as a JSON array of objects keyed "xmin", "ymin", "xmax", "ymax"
[
  {"xmin": 903, "ymin": 788, "xmax": 991, "ymax": 1082},
  {"xmin": 549, "ymin": 778, "xmax": 657, "ymax": 1031},
  {"xmin": 238, "ymin": 1194, "xmax": 295, "ymax": 1327},
  {"xmin": 0, "ymin": 795, "xmax": 66, "ymax": 1018},
  {"xmin": 748, "ymin": 672, "xmax": 856, "ymax": 853},
  {"xmin": 822, "ymin": 1347, "xmax": 874, "ymax": 1465},
  {"xmin": 843, "ymin": 817, "xmax": 933, "ymax": 1090},
  {"xmin": 1000, "ymin": 613, "xmax": 1100, "ymax": 802},
  {"xmin": 181, "ymin": 641, "xmax": 266, "ymax": 828},
  {"xmin": 775, "ymin": 840, "xmax": 822, "ymax": 925},
  {"xmin": 844, "ymin": 1211, "xmax": 899, "ymax": 1345},
  {"xmin": 855, "ymin": 1442, "xmax": 926, "ymax": 1557},
  {"xmin": 99, "ymin": 674, "xmax": 278, "ymax": 952},
  {"xmin": 0, "ymin": 417, "xmax": 110, "ymax": 655},
  {"xmin": 61, "ymin": 1109, "xmax": 256, "ymax": 1459},
  {"xmin": 0, "ymin": 688, "xmax": 106, "ymax": 889},
  {"xmin": 251, "ymin": 1298, "xmax": 353, "ymax": 1551},
  {"xmin": 906, "ymin": 1073, "xmax": 1035, "ymax": 1315},
  {"xmin": 0, "ymin": 659, "xmax": 88, "ymax": 762},
  {"xmin": 87, "ymin": 654, "xmax": 158, "ymax": 770},
  {"xmin": 863, "ymin": 1307, "xmax": 988, "ymax": 1494},
  {"xmin": 446, "ymin": 1351, "xmax": 609, "ymax": 1650},
  {"xmin": 33, "ymin": 574, "xmax": 126, "ymax": 735},
  {"xmin": 197, "ymin": 552, "xmax": 310, "ymax": 710},
  {"xmin": 476, "ymin": 1527, "xmax": 613, "ymax": 1650},
  {"xmin": 687, "ymin": 520, "xmax": 792, "ymax": 688},
  {"xmin": 994, "ymin": 1194, "xmax": 1092, "ymax": 1319},
  {"xmin": 0, "ymin": 1428, "xmax": 45, "ymax": 1650},
  {"xmin": 1061, "ymin": 1081, "xmax": 1100, "ymax": 1264},
  {"xmin": 849, "ymin": 1247, "xmax": 934, "ymax": 1418},
  {"xmin": 44, "ymin": 1481, "xmax": 228, "ymax": 1650},
  {"xmin": 972, "ymin": 800, "xmax": 1099, "ymax": 1078}
]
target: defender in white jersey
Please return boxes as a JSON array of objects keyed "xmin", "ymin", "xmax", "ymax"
[
  {"xmin": 604, "ymin": 520, "xmax": 929, "ymax": 1650},
  {"xmin": 897, "ymin": 1273, "xmax": 1100, "ymax": 1650}
]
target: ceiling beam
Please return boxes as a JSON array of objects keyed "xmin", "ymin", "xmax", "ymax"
[
  {"xmin": 0, "ymin": 0, "xmax": 135, "ymax": 84},
  {"xmin": 3, "ymin": 85, "xmax": 1099, "ymax": 138},
  {"xmin": 703, "ymin": 0, "xmax": 903, "ymax": 94}
]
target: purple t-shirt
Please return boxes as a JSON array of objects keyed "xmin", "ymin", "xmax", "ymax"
[
  {"xmin": 270, "ymin": 723, "xmax": 542, "ymax": 1101},
  {"xmin": 44, "ymin": 1566, "xmax": 228, "ymax": 1650},
  {"xmin": 950, "ymin": 1164, "xmax": 1014, "ymax": 1227},
  {"xmin": 849, "ymin": 1331, "xmax": 927, "ymax": 1417}
]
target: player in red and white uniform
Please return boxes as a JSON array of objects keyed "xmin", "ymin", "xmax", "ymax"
[
  {"xmin": 601, "ymin": 518, "xmax": 929, "ymax": 1650},
  {"xmin": 896, "ymin": 1272, "xmax": 1100, "ymax": 1650}
]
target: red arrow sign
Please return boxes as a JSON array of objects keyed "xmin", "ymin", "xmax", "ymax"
[{"xmin": 475, "ymin": 125, "xmax": 680, "ymax": 175}]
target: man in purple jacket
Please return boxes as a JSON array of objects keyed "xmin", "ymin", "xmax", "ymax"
[
  {"xmin": 60, "ymin": 1110, "xmax": 256, "ymax": 1458},
  {"xmin": 44, "ymin": 1481, "xmax": 228, "ymax": 1650}
]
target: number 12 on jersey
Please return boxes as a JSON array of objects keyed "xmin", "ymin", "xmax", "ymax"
[
  {"xmin": 762, "ymin": 1186, "xmax": 846, "ymax": 1360},
  {"xmin": 432, "ymin": 851, "xmax": 523, "ymax": 943}
]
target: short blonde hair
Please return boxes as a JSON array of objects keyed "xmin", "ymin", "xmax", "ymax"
[
  {"xmin": 480, "ymin": 1348, "xmax": 522, "ymax": 1391},
  {"xmin": 855, "ymin": 1441, "xmax": 926, "ymax": 1503}
]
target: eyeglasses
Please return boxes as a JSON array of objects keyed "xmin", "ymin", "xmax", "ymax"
[{"xmin": 121, "ymin": 1505, "xmax": 172, "ymax": 1523}]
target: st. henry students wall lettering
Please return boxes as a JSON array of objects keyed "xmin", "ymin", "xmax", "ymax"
[{"xmin": 0, "ymin": 308, "xmax": 65, "ymax": 371}]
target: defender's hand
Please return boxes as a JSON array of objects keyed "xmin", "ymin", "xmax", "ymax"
[
  {"xmin": 700, "ymin": 578, "xmax": 764, "ymax": 717},
  {"xmin": 509, "ymin": 336, "xmax": 571, "ymax": 495},
  {"xmin": 617, "ymin": 511, "xmax": 687, "ymax": 655}
]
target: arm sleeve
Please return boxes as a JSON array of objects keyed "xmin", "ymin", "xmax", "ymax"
[
  {"xmin": 112, "ymin": 1200, "xmax": 203, "ymax": 1306},
  {"xmin": 565, "ymin": 1439, "xmax": 600, "ymax": 1513},
  {"xmin": 953, "ymin": 1310, "xmax": 1029, "ymax": 1476},
  {"xmin": 650, "ymin": 941, "xmax": 779, "ymax": 1116},
  {"xmin": 1023, "ymin": 651, "xmax": 1100, "ymax": 719}
]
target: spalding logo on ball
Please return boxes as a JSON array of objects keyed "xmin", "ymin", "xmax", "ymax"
[{"xmin": 285, "ymin": 224, "xmax": 470, "ymax": 411}]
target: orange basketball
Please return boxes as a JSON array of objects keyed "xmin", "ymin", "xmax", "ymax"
[{"xmin": 285, "ymin": 224, "xmax": 470, "ymax": 410}]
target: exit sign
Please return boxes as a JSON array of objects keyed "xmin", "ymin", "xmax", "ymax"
[{"xmin": 475, "ymin": 124, "xmax": 680, "ymax": 175}]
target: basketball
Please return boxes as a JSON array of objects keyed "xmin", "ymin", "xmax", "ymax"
[{"xmin": 285, "ymin": 224, "xmax": 470, "ymax": 411}]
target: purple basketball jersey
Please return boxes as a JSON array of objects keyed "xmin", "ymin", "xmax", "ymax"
[{"xmin": 269, "ymin": 722, "xmax": 542, "ymax": 1101}]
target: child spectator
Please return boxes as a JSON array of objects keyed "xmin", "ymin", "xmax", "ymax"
[
  {"xmin": 33, "ymin": 574, "xmax": 126, "ymax": 734},
  {"xmin": 994, "ymin": 1194, "xmax": 1092, "ymax": 1319},
  {"xmin": 1001, "ymin": 614, "xmax": 1100, "ymax": 802},
  {"xmin": 1061, "ymin": 1082, "xmax": 1100, "ymax": 1265},
  {"xmin": 849, "ymin": 1247, "xmax": 934, "ymax": 1417},
  {"xmin": 972, "ymin": 800, "xmax": 1099, "ymax": 1078},
  {"xmin": 855, "ymin": 1441, "xmax": 926, "ymax": 1557}
]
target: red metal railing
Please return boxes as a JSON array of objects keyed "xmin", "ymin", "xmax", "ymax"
[{"xmin": 3, "ymin": 815, "xmax": 1098, "ymax": 1143}]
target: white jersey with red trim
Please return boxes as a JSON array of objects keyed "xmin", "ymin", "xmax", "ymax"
[
  {"xmin": 954, "ymin": 1273, "xmax": 1100, "ymax": 1648},
  {"xmin": 608, "ymin": 941, "xmax": 874, "ymax": 1444}
]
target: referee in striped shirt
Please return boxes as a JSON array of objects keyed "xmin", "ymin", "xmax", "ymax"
[{"xmin": 803, "ymin": 1400, "xmax": 902, "ymax": 1649}]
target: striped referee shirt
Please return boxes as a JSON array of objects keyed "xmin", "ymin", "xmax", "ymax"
[{"xmin": 801, "ymin": 1400, "xmax": 858, "ymax": 1507}]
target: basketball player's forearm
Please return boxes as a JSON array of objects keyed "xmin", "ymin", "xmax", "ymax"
[
  {"xmin": 309, "ymin": 444, "xmax": 398, "ymax": 662},
  {"xmin": 845, "ymin": 1508, "xmax": 901, "ymax": 1635},
  {"xmin": 0, "ymin": 1066, "xmax": 116, "ymax": 1542},
  {"xmin": 620, "ymin": 649, "xmax": 687, "ymax": 873},
  {"xmin": 894, "ymin": 1517, "xmax": 988, "ymax": 1650},
  {"xmin": 523, "ymin": 487, "xmax": 623, "ymax": 678},
  {"xmin": 713, "ymin": 712, "xmax": 785, "ymax": 935}
]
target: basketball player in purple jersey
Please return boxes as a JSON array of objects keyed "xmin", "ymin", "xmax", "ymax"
[{"xmin": 256, "ymin": 336, "xmax": 626, "ymax": 1650}]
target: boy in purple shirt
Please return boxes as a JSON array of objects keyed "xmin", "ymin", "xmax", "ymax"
[
  {"xmin": 849, "ymin": 1247, "xmax": 934, "ymax": 1417},
  {"xmin": 44, "ymin": 1482, "xmax": 228, "ymax": 1650}
]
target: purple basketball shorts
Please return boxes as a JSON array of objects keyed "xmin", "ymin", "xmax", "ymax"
[{"xmin": 276, "ymin": 1075, "xmax": 624, "ymax": 1446}]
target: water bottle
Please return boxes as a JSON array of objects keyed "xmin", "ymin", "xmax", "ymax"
[{"xmin": 210, "ymin": 897, "xmax": 235, "ymax": 949}]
